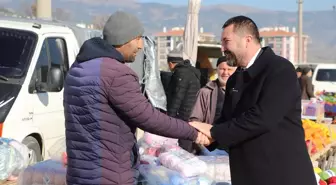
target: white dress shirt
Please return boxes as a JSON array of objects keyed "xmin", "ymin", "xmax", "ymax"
[{"xmin": 245, "ymin": 48, "xmax": 261, "ymax": 69}]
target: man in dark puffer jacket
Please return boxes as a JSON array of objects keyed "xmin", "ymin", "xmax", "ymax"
[
  {"xmin": 63, "ymin": 11, "xmax": 210, "ymax": 185},
  {"xmin": 166, "ymin": 48, "xmax": 201, "ymax": 152}
]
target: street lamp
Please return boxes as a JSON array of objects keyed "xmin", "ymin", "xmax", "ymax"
[
  {"xmin": 297, "ymin": 0, "xmax": 303, "ymax": 64},
  {"xmin": 36, "ymin": 0, "xmax": 52, "ymax": 20}
]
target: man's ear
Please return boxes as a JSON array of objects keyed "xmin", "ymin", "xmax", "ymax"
[{"xmin": 245, "ymin": 35, "xmax": 253, "ymax": 47}]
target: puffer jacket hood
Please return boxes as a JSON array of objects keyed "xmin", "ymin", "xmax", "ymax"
[{"xmin": 76, "ymin": 37, "xmax": 124, "ymax": 63}]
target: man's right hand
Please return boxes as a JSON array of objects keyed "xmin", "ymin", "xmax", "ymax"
[
  {"xmin": 190, "ymin": 121, "xmax": 213, "ymax": 139},
  {"xmin": 195, "ymin": 132, "xmax": 213, "ymax": 146}
]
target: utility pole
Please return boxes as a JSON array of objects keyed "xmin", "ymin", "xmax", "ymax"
[
  {"xmin": 36, "ymin": 0, "xmax": 52, "ymax": 20},
  {"xmin": 297, "ymin": 0, "xmax": 303, "ymax": 64}
]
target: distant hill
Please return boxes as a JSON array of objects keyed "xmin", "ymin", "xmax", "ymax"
[{"xmin": 0, "ymin": 0, "xmax": 335, "ymax": 63}]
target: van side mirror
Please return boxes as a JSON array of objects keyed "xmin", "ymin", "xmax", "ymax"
[
  {"xmin": 34, "ymin": 66, "xmax": 64, "ymax": 92},
  {"xmin": 47, "ymin": 67, "xmax": 64, "ymax": 92}
]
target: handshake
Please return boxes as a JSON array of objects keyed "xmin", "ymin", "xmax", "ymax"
[{"xmin": 190, "ymin": 121, "xmax": 214, "ymax": 146}]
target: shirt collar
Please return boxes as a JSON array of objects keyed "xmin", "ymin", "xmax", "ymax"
[{"xmin": 245, "ymin": 48, "xmax": 261, "ymax": 69}]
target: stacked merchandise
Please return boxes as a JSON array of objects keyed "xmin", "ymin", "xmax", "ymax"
[
  {"xmin": 17, "ymin": 137, "xmax": 67, "ymax": 185},
  {"xmin": 0, "ymin": 137, "xmax": 30, "ymax": 183},
  {"xmin": 302, "ymin": 119, "xmax": 336, "ymax": 156},
  {"xmin": 197, "ymin": 156, "xmax": 230, "ymax": 183},
  {"xmin": 138, "ymin": 132, "xmax": 231, "ymax": 185},
  {"xmin": 302, "ymin": 99, "xmax": 325, "ymax": 120},
  {"xmin": 316, "ymin": 91, "xmax": 336, "ymax": 117},
  {"xmin": 314, "ymin": 167, "xmax": 336, "ymax": 185},
  {"xmin": 17, "ymin": 160, "xmax": 66, "ymax": 185}
]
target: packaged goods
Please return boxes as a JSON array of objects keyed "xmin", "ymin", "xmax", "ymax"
[
  {"xmin": 143, "ymin": 132, "xmax": 178, "ymax": 147},
  {"xmin": 158, "ymin": 149, "xmax": 207, "ymax": 177},
  {"xmin": 198, "ymin": 156, "xmax": 231, "ymax": 183},
  {"xmin": 0, "ymin": 138, "xmax": 29, "ymax": 181},
  {"xmin": 17, "ymin": 159, "xmax": 66, "ymax": 185},
  {"xmin": 139, "ymin": 164, "xmax": 213, "ymax": 185},
  {"xmin": 140, "ymin": 155, "xmax": 160, "ymax": 166}
]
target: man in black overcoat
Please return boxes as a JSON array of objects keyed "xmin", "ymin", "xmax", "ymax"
[{"xmin": 190, "ymin": 16, "xmax": 316, "ymax": 185}]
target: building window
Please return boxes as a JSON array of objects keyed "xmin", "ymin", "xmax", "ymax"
[
  {"xmin": 166, "ymin": 42, "xmax": 171, "ymax": 47},
  {"xmin": 159, "ymin": 37, "xmax": 166, "ymax": 42},
  {"xmin": 159, "ymin": 44, "xmax": 166, "ymax": 49},
  {"xmin": 160, "ymin": 55, "xmax": 166, "ymax": 59},
  {"xmin": 159, "ymin": 48, "xmax": 166, "ymax": 54},
  {"xmin": 167, "ymin": 36, "xmax": 171, "ymax": 40}
]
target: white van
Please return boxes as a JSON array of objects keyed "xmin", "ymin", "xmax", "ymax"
[
  {"xmin": 0, "ymin": 16, "xmax": 101, "ymax": 164},
  {"xmin": 312, "ymin": 64, "xmax": 336, "ymax": 94}
]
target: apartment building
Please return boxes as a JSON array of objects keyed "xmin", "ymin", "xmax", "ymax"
[
  {"xmin": 259, "ymin": 26, "xmax": 309, "ymax": 64},
  {"xmin": 154, "ymin": 27, "xmax": 217, "ymax": 70}
]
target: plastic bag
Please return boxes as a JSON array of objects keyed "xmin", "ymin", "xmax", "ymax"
[
  {"xmin": 143, "ymin": 132, "xmax": 178, "ymax": 147},
  {"xmin": 139, "ymin": 164, "xmax": 213, "ymax": 185},
  {"xmin": 48, "ymin": 137, "xmax": 67, "ymax": 165},
  {"xmin": 158, "ymin": 149, "xmax": 207, "ymax": 178},
  {"xmin": 160, "ymin": 144, "xmax": 181, "ymax": 153},
  {"xmin": 198, "ymin": 156, "xmax": 231, "ymax": 183},
  {"xmin": 17, "ymin": 159, "xmax": 66, "ymax": 185},
  {"xmin": 144, "ymin": 147, "xmax": 162, "ymax": 157},
  {"xmin": 138, "ymin": 134, "xmax": 180, "ymax": 157},
  {"xmin": 140, "ymin": 155, "xmax": 160, "ymax": 166},
  {"xmin": 0, "ymin": 138, "xmax": 29, "ymax": 181}
]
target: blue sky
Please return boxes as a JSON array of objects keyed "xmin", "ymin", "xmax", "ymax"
[{"xmin": 138, "ymin": 0, "xmax": 336, "ymax": 11}]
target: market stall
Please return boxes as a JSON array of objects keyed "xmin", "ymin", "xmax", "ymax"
[
  {"xmin": 316, "ymin": 91, "xmax": 336, "ymax": 121},
  {"xmin": 137, "ymin": 132, "xmax": 231, "ymax": 185},
  {"xmin": 6, "ymin": 134, "xmax": 230, "ymax": 185},
  {"xmin": 302, "ymin": 115, "xmax": 336, "ymax": 185},
  {"xmin": 301, "ymin": 97, "xmax": 336, "ymax": 173}
]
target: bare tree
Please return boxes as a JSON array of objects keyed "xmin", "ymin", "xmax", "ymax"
[
  {"xmin": 92, "ymin": 15, "xmax": 109, "ymax": 30},
  {"xmin": 18, "ymin": 2, "xmax": 36, "ymax": 17}
]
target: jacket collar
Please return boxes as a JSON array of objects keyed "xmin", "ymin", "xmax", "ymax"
[
  {"xmin": 205, "ymin": 79, "xmax": 224, "ymax": 91},
  {"xmin": 245, "ymin": 47, "xmax": 274, "ymax": 79}
]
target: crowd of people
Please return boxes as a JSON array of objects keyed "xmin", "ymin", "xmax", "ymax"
[{"xmin": 63, "ymin": 11, "xmax": 317, "ymax": 185}]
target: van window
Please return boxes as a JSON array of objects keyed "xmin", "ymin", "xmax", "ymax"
[
  {"xmin": 0, "ymin": 28, "xmax": 37, "ymax": 78},
  {"xmin": 29, "ymin": 37, "xmax": 69, "ymax": 93},
  {"xmin": 316, "ymin": 69, "xmax": 336, "ymax": 82},
  {"xmin": 35, "ymin": 40, "xmax": 49, "ymax": 83}
]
